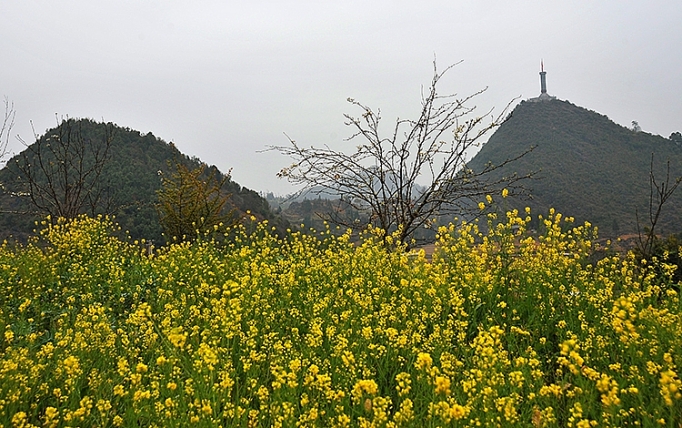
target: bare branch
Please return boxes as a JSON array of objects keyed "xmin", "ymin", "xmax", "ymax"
[
  {"xmin": 15, "ymin": 117, "xmax": 116, "ymax": 220},
  {"xmin": 636, "ymin": 154, "xmax": 682, "ymax": 258},
  {"xmin": 0, "ymin": 97, "xmax": 16, "ymax": 162},
  {"xmin": 270, "ymin": 61, "xmax": 530, "ymax": 247}
]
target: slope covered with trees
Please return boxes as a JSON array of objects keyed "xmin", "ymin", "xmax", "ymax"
[
  {"xmin": 0, "ymin": 119, "xmax": 286, "ymax": 242},
  {"xmin": 467, "ymin": 99, "xmax": 682, "ymax": 237}
]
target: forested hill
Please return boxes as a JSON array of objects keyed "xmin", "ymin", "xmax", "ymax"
[
  {"xmin": 0, "ymin": 119, "xmax": 287, "ymax": 242},
  {"xmin": 467, "ymin": 98, "xmax": 682, "ymax": 238}
]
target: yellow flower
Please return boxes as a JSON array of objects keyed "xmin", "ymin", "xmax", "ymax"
[
  {"xmin": 63, "ymin": 355, "xmax": 81, "ymax": 376},
  {"xmin": 18, "ymin": 298, "xmax": 31, "ymax": 312},
  {"xmin": 12, "ymin": 412, "xmax": 28, "ymax": 427},
  {"xmin": 449, "ymin": 404, "xmax": 468, "ymax": 420},
  {"xmin": 434, "ymin": 376, "xmax": 451, "ymax": 395},
  {"xmin": 415, "ymin": 352, "xmax": 433, "ymax": 371},
  {"xmin": 96, "ymin": 399, "xmax": 112, "ymax": 413},
  {"xmin": 133, "ymin": 389, "xmax": 151, "ymax": 401},
  {"xmin": 42, "ymin": 407, "xmax": 59, "ymax": 428},
  {"xmin": 113, "ymin": 384, "xmax": 126, "ymax": 396},
  {"xmin": 352, "ymin": 379, "xmax": 379, "ymax": 403},
  {"xmin": 198, "ymin": 342, "xmax": 219, "ymax": 369},
  {"xmin": 168, "ymin": 327, "xmax": 187, "ymax": 348},
  {"xmin": 395, "ymin": 372, "xmax": 412, "ymax": 396},
  {"xmin": 659, "ymin": 369, "xmax": 682, "ymax": 406}
]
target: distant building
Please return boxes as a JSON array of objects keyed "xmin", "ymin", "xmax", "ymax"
[{"xmin": 528, "ymin": 60, "xmax": 557, "ymax": 102}]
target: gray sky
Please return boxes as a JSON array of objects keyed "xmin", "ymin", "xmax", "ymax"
[{"xmin": 1, "ymin": 1, "xmax": 681, "ymax": 195}]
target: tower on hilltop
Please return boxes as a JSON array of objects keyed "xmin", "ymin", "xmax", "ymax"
[{"xmin": 529, "ymin": 60, "xmax": 556, "ymax": 102}]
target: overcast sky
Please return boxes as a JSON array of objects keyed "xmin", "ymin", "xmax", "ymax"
[{"xmin": 1, "ymin": 1, "xmax": 681, "ymax": 195}]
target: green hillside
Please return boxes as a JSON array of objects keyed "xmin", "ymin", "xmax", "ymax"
[
  {"xmin": 0, "ymin": 119, "xmax": 286, "ymax": 242},
  {"xmin": 467, "ymin": 99, "xmax": 682, "ymax": 238}
]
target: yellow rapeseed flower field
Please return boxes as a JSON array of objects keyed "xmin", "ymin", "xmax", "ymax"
[{"xmin": 0, "ymin": 209, "xmax": 680, "ymax": 427}]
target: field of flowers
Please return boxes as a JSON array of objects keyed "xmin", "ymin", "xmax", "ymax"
[{"xmin": 1, "ymin": 207, "xmax": 681, "ymax": 427}]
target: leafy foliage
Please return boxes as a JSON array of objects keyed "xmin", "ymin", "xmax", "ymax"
[{"xmin": 156, "ymin": 162, "xmax": 238, "ymax": 242}]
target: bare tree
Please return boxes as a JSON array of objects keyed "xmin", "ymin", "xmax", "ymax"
[
  {"xmin": 0, "ymin": 97, "xmax": 15, "ymax": 162},
  {"xmin": 272, "ymin": 61, "xmax": 531, "ymax": 247},
  {"xmin": 636, "ymin": 154, "xmax": 682, "ymax": 259},
  {"xmin": 15, "ymin": 117, "xmax": 115, "ymax": 220}
]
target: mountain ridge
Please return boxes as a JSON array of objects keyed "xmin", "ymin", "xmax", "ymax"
[{"xmin": 0, "ymin": 118, "xmax": 287, "ymax": 242}]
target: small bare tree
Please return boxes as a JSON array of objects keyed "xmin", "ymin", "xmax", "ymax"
[
  {"xmin": 273, "ymin": 61, "xmax": 530, "ymax": 247},
  {"xmin": 0, "ymin": 97, "xmax": 15, "ymax": 162},
  {"xmin": 636, "ymin": 154, "xmax": 682, "ymax": 259},
  {"xmin": 15, "ymin": 117, "xmax": 115, "ymax": 220}
]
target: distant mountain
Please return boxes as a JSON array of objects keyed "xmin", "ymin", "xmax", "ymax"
[
  {"xmin": 0, "ymin": 119, "xmax": 287, "ymax": 242},
  {"xmin": 467, "ymin": 98, "xmax": 682, "ymax": 238}
]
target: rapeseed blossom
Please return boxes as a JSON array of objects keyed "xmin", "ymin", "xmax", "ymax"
[{"xmin": 0, "ymin": 210, "xmax": 680, "ymax": 426}]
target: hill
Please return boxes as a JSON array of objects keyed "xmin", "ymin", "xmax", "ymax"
[
  {"xmin": 466, "ymin": 98, "xmax": 682, "ymax": 238},
  {"xmin": 0, "ymin": 118, "xmax": 287, "ymax": 242}
]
